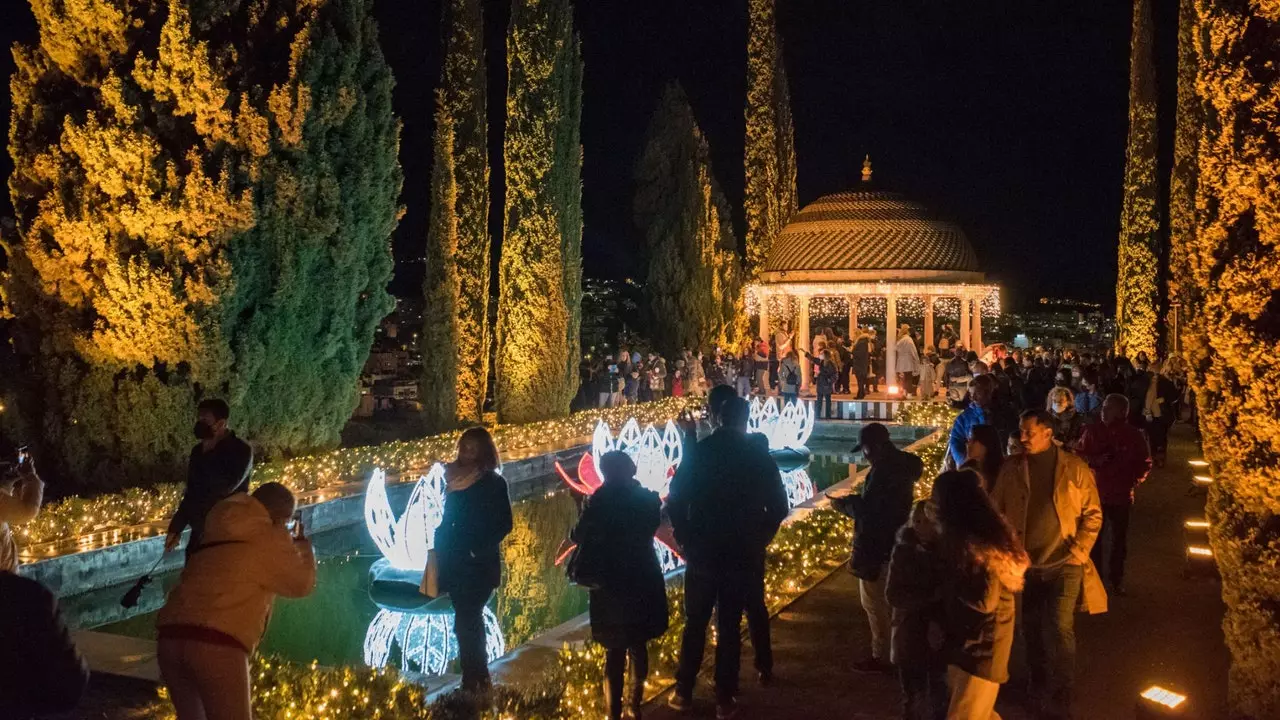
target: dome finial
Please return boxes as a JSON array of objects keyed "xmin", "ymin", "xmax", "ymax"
[{"xmin": 861, "ymin": 154, "xmax": 873, "ymax": 183}]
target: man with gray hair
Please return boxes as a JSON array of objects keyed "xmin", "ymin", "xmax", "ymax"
[{"xmin": 1075, "ymin": 393, "xmax": 1151, "ymax": 595}]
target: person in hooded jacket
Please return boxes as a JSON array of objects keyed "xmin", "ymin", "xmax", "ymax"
[
  {"xmin": 933, "ymin": 470, "xmax": 1029, "ymax": 720},
  {"xmin": 157, "ymin": 482, "xmax": 316, "ymax": 720},
  {"xmin": 885, "ymin": 500, "xmax": 947, "ymax": 720},
  {"xmin": 571, "ymin": 451, "xmax": 668, "ymax": 720},
  {"xmin": 433, "ymin": 427, "xmax": 513, "ymax": 693}
]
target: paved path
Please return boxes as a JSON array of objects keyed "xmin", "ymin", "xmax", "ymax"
[{"xmin": 646, "ymin": 424, "xmax": 1229, "ymax": 719}]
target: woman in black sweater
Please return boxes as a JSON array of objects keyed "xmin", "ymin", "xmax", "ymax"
[
  {"xmin": 571, "ymin": 451, "xmax": 669, "ymax": 720},
  {"xmin": 434, "ymin": 427, "xmax": 513, "ymax": 692}
]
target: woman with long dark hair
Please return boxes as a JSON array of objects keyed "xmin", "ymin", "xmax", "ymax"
[
  {"xmin": 960, "ymin": 424, "xmax": 1004, "ymax": 493},
  {"xmin": 433, "ymin": 427, "xmax": 512, "ymax": 693},
  {"xmin": 571, "ymin": 451, "xmax": 668, "ymax": 720},
  {"xmin": 932, "ymin": 470, "xmax": 1029, "ymax": 719}
]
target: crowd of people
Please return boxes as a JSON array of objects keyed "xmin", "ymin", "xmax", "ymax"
[{"xmin": 0, "ymin": 337, "xmax": 1179, "ymax": 719}]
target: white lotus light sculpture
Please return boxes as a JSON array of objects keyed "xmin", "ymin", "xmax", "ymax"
[
  {"xmin": 364, "ymin": 607, "xmax": 504, "ymax": 677},
  {"xmin": 781, "ymin": 467, "xmax": 816, "ymax": 509},
  {"xmin": 364, "ymin": 465, "xmax": 447, "ymax": 572},
  {"xmin": 748, "ymin": 397, "xmax": 815, "ymax": 451},
  {"xmin": 590, "ymin": 418, "xmax": 683, "ymax": 497}
]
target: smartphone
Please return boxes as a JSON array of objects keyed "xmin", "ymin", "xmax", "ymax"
[
  {"xmin": 16, "ymin": 446, "xmax": 28, "ymax": 467},
  {"xmin": 287, "ymin": 510, "xmax": 302, "ymax": 532}
]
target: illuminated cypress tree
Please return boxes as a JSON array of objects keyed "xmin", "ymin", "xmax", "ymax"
[
  {"xmin": 422, "ymin": 0, "xmax": 489, "ymax": 429},
  {"xmin": 744, "ymin": 0, "xmax": 781, "ymax": 273},
  {"xmin": 496, "ymin": 0, "xmax": 582, "ymax": 423},
  {"xmin": 421, "ymin": 113, "xmax": 461, "ymax": 430},
  {"xmin": 1114, "ymin": 0, "xmax": 1160, "ymax": 359},
  {"xmin": 1186, "ymin": 3, "xmax": 1280, "ymax": 715},
  {"xmin": 3, "ymin": 0, "xmax": 401, "ymax": 485},
  {"xmin": 636, "ymin": 83, "xmax": 742, "ymax": 358},
  {"xmin": 1166, "ymin": 0, "xmax": 1200, "ymax": 356},
  {"xmin": 774, "ymin": 46, "xmax": 798, "ymax": 227}
]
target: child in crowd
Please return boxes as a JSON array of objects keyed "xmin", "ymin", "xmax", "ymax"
[
  {"xmin": 885, "ymin": 500, "xmax": 947, "ymax": 720},
  {"xmin": 624, "ymin": 368, "xmax": 640, "ymax": 405}
]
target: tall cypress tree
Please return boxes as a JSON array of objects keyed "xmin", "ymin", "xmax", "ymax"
[
  {"xmin": 422, "ymin": 0, "xmax": 489, "ymax": 429},
  {"xmin": 744, "ymin": 0, "xmax": 781, "ymax": 274},
  {"xmin": 1166, "ymin": 0, "xmax": 1200, "ymax": 355},
  {"xmin": 421, "ymin": 113, "xmax": 461, "ymax": 430},
  {"xmin": 1186, "ymin": 3, "xmax": 1280, "ymax": 716},
  {"xmin": 774, "ymin": 46, "xmax": 798, "ymax": 228},
  {"xmin": 4, "ymin": 0, "xmax": 401, "ymax": 486},
  {"xmin": 496, "ymin": 0, "xmax": 581, "ymax": 423},
  {"xmin": 636, "ymin": 83, "xmax": 743, "ymax": 358},
  {"xmin": 1114, "ymin": 0, "xmax": 1160, "ymax": 359}
]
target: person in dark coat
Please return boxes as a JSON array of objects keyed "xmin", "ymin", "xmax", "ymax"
[
  {"xmin": 571, "ymin": 451, "xmax": 668, "ymax": 720},
  {"xmin": 665, "ymin": 397, "xmax": 788, "ymax": 718},
  {"xmin": 829, "ymin": 422, "xmax": 922, "ymax": 673},
  {"xmin": 932, "ymin": 470, "xmax": 1028, "ymax": 720},
  {"xmin": 885, "ymin": 500, "xmax": 947, "ymax": 720},
  {"xmin": 0, "ymin": 572, "xmax": 89, "ymax": 719},
  {"xmin": 166, "ymin": 398, "xmax": 254, "ymax": 557},
  {"xmin": 433, "ymin": 427, "xmax": 513, "ymax": 693},
  {"xmin": 852, "ymin": 331, "xmax": 871, "ymax": 398}
]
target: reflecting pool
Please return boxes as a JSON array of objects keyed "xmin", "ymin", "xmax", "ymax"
[{"xmin": 94, "ymin": 439, "xmax": 866, "ymax": 681}]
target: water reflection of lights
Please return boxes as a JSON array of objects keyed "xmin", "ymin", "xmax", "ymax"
[
  {"xmin": 748, "ymin": 398, "xmax": 815, "ymax": 451},
  {"xmin": 781, "ymin": 468, "xmax": 816, "ymax": 508},
  {"xmin": 364, "ymin": 466, "xmax": 447, "ymax": 571},
  {"xmin": 363, "ymin": 606, "xmax": 505, "ymax": 677}
]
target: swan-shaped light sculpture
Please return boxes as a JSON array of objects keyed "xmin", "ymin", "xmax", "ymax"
[
  {"xmin": 364, "ymin": 465, "xmax": 447, "ymax": 572},
  {"xmin": 748, "ymin": 397, "xmax": 815, "ymax": 451}
]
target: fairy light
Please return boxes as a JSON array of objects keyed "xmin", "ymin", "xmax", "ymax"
[
  {"xmin": 744, "ymin": 285, "xmax": 1001, "ymax": 321},
  {"xmin": 21, "ymin": 397, "xmax": 703, "ymax": 555}
]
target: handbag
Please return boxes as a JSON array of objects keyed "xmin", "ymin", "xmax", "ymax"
[
  {"xmin": 565, "ymin": 541, "xmax": 604, "ymax": 590},
  {"xmin": 420, "ymin": 549, "xmax": 441, "ymax": 598}
]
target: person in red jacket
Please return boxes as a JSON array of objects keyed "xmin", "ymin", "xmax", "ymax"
[{"xmin": 1075, "ymin": 393, "xmax": 1152, "ymax": 595}]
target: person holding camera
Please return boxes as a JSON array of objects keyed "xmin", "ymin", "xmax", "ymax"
[
  {"xmin": 1, "ymin": 447, "xmax": 44, "ymax": 574},
  {"xmin": 166, "ymin": 399, "xmax": 254, "ymax": 557},
  {"xmin": 157, "ymin": 482, "xmax": 316, "ymax": 720}
]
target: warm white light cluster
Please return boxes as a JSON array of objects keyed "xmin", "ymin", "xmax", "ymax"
[
  {"xmin": 748, "ymin": 397, "xmax": 814, "ymax": 451},
  {"xmin": 363, "ymin": 606, "xmax": 505, "ymax": 676},
  {"xmin": 744, "ymin": 285, "xmax": 1001, "ymax": 320},
  {"xmin": 364, "ymin": 466, "xmax": 447, "ymax": 572},
  {"xmin": 591, "ymin": 419, "xmax": 683, "ymax": 497}
]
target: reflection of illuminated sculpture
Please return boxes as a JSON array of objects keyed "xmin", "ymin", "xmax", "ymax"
[
  {"xmin": 781, "ymin": 467, "xmax": 816, "ymax": 508},
  {"xmin": 363, "ymin": 606, "xmax": 504, "ymax": 677},
  {"xmin": 365, "ymin": 465, "xmax": 447, "ymax": 572},
  {"xmin": 748, "ymin": 397, "xmax": 815, "ymax": 451}
]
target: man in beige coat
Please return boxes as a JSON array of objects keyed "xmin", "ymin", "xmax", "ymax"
[{"xmin": 990, "ymin": 409, "xmax": 1106, "ymax": 720}]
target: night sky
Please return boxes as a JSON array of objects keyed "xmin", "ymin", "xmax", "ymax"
[{"xmin": 0, "ymin": 1, "xmax": 1149, "ymax": 310}]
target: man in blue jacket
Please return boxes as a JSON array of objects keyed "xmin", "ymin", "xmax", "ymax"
[{"xmin": 947, "ymin": 374, "xmax": 997, "ymax": 469}]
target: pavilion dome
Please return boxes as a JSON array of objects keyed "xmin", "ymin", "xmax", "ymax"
[{"xmin": 761, "ymin": 190, "xmax": 983, "ymax": 283}]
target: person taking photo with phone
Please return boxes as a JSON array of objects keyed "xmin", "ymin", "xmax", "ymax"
[
  {"xmin": 157, "ymin": 482, "xmax": 316, "ymax": 720},
  {"xmin": 1, "ymin": 447, "xmax": 44, "ymax": 574},
  {"xmin": 166, "ymin": 399, "xmax": 254, "ymax": 557}
]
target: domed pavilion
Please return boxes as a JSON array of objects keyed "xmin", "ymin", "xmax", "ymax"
[{"xmin": 748, "ymin": 159, "xmax": 999, "ymax": 392}]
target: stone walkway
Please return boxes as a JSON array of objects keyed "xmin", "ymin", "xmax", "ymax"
[{"xmin": 645, "ymin": 423, "xmax": 1229, "ymax": 719}]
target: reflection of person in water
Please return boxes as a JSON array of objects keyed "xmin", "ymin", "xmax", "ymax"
[{"xmin": 433, "ymin": 427, "xmax": 512, "ymax": 693}]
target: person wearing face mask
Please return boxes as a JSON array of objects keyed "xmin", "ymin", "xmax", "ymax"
[{"xmin": 166, "ymin": 399, "xmax": 254, "ymax": 557}]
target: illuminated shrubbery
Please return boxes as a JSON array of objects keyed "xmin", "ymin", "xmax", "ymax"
[
  {"xmin": 2, "ymin": 0, "xmax": 402, "ymax": 489},
  {"xmin": 1182, "ymin": 2, "xmax": 1280, "ymax": 715}
]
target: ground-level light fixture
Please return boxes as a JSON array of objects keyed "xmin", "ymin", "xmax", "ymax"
[
  {"xmin": 1137, "ymin": 685, "xmax": 1188, "ymax": 717},
  {"xmin": 1183, "ymin": 519, "xmax": 1209, "ymax": 530},
  {"xmin": 1187, "ymin": 459, "xmax": 1209, "ymax": 468},
  {"xmin": 1192, "ymin": 474, "xmax": 1213, "ymax": 486},
  {"xmin": 1186, "ymin": 545, "xmax": 1213, "ymax": 558}
]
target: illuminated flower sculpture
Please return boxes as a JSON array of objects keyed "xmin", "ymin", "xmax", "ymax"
[
  {"xmin": 748, "ymin": 397, "xmax": 814, "ymax": 451},
  {"xmin": 364, "ymin": 607, "xmax": 505, "ymax": 677},
  {"xmin": 556, "ymin": 418, "xmax": 685, "ymax": 572},
  {"xmin": 364, "ymin": 465, "xmax": 447, "ymax": 575}
]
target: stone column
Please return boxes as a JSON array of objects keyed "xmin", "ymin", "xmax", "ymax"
[
  {"xmin": 847, "ymin": 295, "xmax": 858, "ymax": 339},
  {"xmin": 924, "ymin": 295, "xmax": 935, "ymax": 352},
  {"xmin": 759, "ymin": 291, "xmax": 770, "ymax": 351},
  {"xmin": 885, "ymin": 294, "xmax": 897, "ymax": 396},
  {"xmin": 959, "ymin": 295, "xmax": 972, "ymax": 353},
  {"xmin": 797, "ymin": 295, "xmax": 811, "ymax": 391},
  {"xmin": 973, "ymin": 297, "xmax": 984, "ymax": 356}
]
